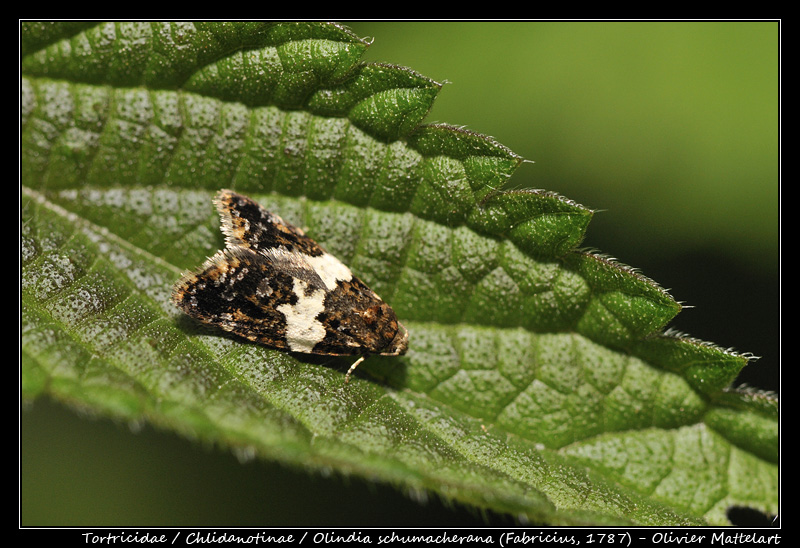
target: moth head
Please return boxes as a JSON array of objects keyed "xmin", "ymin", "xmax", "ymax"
[{"xmin": 380, "ymin": 321, "xmax": 409, "ymax": 356}]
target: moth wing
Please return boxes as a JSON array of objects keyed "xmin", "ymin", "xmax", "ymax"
[
  {"xmin": 173, "ymin": 245, "xmax": 362, "ymax": 353},
  {"xmin": 172, "ymin": 246, "xmax": 320, "ymax": 349},
  {"xmin": 173, "ymin": 246, "xmax": 405, "ymax": 356},
  {"xmin": 214, "ymin": 189, "xmax": 326, "ymax": 257}
]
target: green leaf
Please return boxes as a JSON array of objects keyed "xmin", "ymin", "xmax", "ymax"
[{"xmin": 20, "ymin": 21, "xmax": 777, "ymax": 526}]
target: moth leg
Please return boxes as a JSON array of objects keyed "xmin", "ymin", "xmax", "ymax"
[{"xmin": 344, "ymin": 356, "xmax": 366, "ymax": 384}]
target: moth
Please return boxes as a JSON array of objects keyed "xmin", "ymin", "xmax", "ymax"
[{"xmin": 172, "ymin": 189, "xmax": 409, "ymax": 383}]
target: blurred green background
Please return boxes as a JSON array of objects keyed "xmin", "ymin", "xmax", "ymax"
[{"xmin": 21, "ymin": 21, "xmax": 779, "ymax": 526}]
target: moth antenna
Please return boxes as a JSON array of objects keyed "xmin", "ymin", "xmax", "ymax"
[{"xmin": 345, "ymin": 356, "xmax": 366, "ymax": 384}]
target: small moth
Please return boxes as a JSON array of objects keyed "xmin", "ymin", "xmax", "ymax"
[{"xmin": 172, "ymin": 189, "xmax": 409, "ymax": 383}]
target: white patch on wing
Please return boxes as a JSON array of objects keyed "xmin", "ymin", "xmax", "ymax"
[
  {"xmin": 276, "ymin": 278, "xmax": 327, "ymax": 352},
  {"xmin": 304, "ymin": 252, "xmax": 353, "ymax": 291}
]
